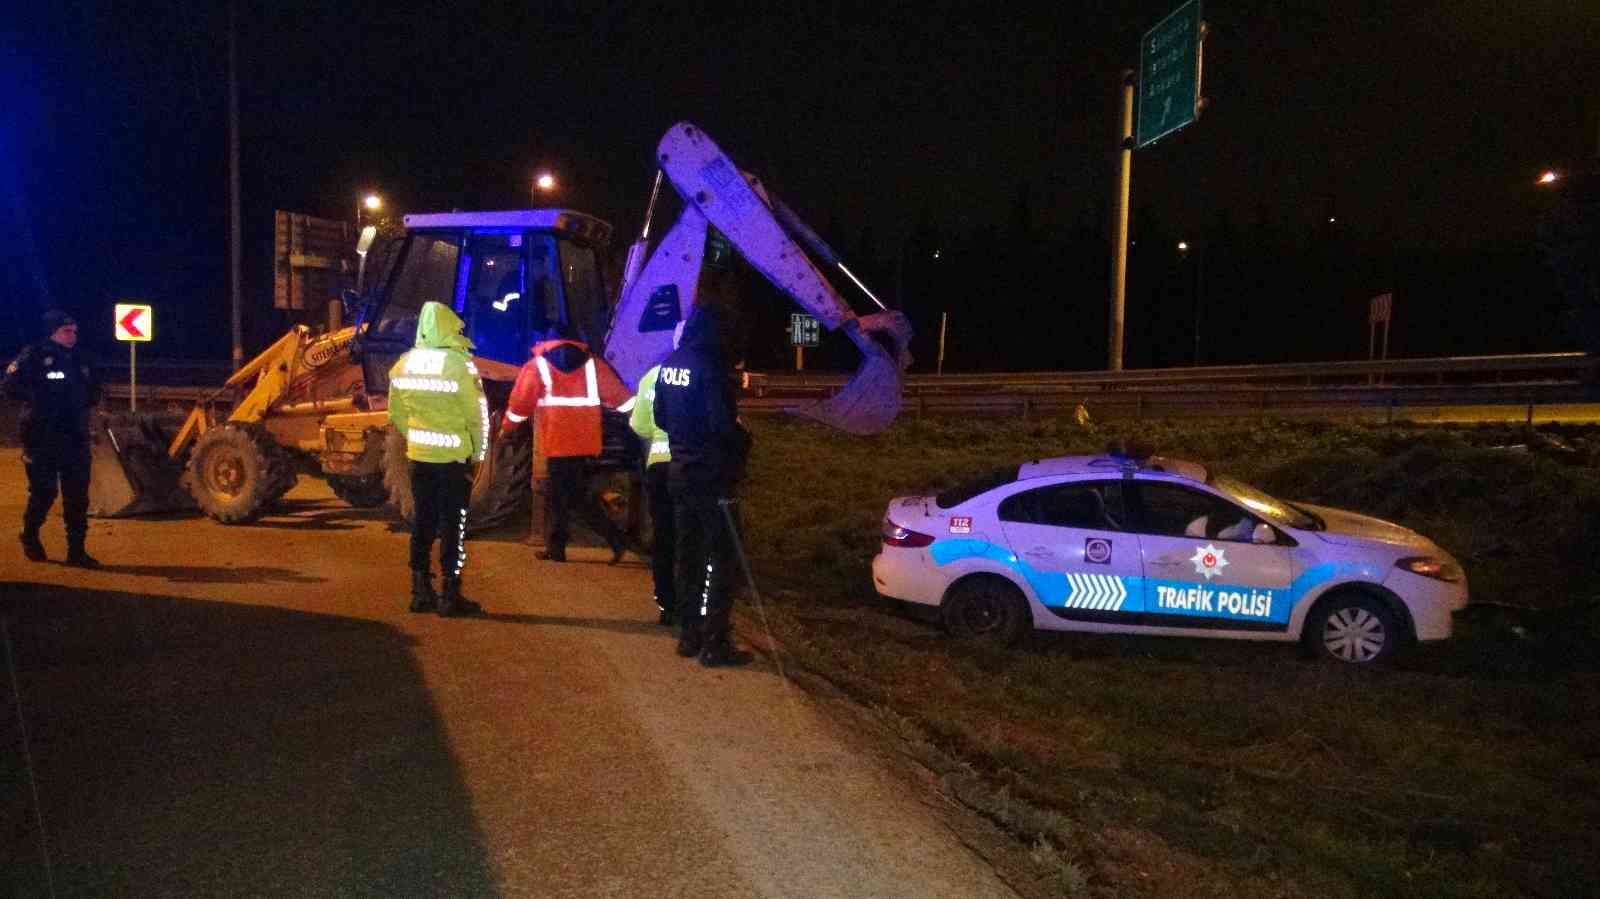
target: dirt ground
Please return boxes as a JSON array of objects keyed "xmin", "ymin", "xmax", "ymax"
[{"xmin": 0, "ymin": 449, "xmax": 1033, "ymax": 898}]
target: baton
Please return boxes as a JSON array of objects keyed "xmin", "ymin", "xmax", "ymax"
[
  {"xmin": 718, "ymin": 497, "xmax": 792, "ymax": 680},
  {"xmin": 717, "ymin": 497, "xmax": 763, "ymax": 605}
]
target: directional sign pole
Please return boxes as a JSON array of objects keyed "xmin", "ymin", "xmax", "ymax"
[
  {"xmin": 1109, "ymin": 70, "xmax": 1135, "ymax": 372},
  {"xmin": 937, "ymin": 311, "xmax": 948, "ymax": 376},
  {"xmin": 115, "ymin": 303, "xmax": 153, "ymax": 410}
]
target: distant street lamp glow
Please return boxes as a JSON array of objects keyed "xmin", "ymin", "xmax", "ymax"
[
  {"xmin": 357, "ymin": 192, "xmax": 382, "ymax": 227},
  {"xmin": 1177, "ymin": 241, "xmax": 1189, "ymax": 251},
  {"xmin": 535, "ymin": 173, "xmax": 556, "ymax": 191},
  {"xmin": 1538, "ymin": 170, "xmax": 1560, "ymax": 185}
]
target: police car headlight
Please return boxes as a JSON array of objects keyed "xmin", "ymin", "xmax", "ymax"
[{"xmin": 1396, "ymin": 556, "xmax": 1463, "ymax": 583}]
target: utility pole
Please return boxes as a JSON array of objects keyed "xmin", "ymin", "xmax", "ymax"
[
  {"xmin": 1193, "ymin": 243, "xmax": 1204, "ymax": 366},
  {"xmin": 228, "ymin": 0, "xmax": 243, "ymax": 370},
  {"xmin": 1109, "ymin": 70, "xmax": 1135, "ymax": 371}
]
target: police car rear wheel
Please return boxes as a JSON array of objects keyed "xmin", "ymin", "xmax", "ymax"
[
  {"xmin": 942, "ymin": 577, "xmax": 1030, "ymax": 645},
  {"xmin": 1308, "ymin": 593, "xmax": 1399, "ymax": 665}
]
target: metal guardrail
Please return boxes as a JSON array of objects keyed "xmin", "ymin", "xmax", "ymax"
[
  {"xmin": 743, "ymin": 352, "xmax": 1596, "ymax": 397},
  {"xmin": 85, "ymin": 352, "xmax": 1598, "ymax": 423}
]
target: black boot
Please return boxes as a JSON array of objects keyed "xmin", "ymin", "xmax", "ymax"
[
  {"xmin": 409, "ymin": 570, "xmax": 437, "ymax": 613},
  {"xmin": 675, "ymin": 623, "xmax": 703, "ymax": 658},
  {"xmin": 699, "ymin": 637, "xmax": 753, "ymax": 668},
  {"xmin": 437, "ymin": 576, "xmax": 482, "ymax": 617},
  {"xmin": 537, "ymin": 546, "xmax": 566, "ymax": 562},
  {"xmin": 64, "ymin": 539, "xmax": 99, "ymax": 568},
  {"xmin": 20, "ymin": 531, "xmax": 46, "ymax": 562}
]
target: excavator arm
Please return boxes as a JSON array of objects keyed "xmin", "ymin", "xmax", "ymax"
[{"xmin": 605, "ymin": 122, "xmax": 912, "ymax": 434}]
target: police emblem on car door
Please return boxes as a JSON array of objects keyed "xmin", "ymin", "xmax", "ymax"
[
  {"xmin": 1130, "ymin": 481, "xmax": 1293, "ymax": 630},
  {"xmin": 996, "ymin": 480, "xmax": 1141, "ymax": 620}
]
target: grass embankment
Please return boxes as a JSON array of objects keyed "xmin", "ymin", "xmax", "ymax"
[{"xmin": 738, "ymin": 417, "xmax": 1600, "ymax": 899}]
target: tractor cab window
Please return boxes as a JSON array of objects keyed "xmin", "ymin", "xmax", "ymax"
[
  {"xmin": 461, "ymin": 232, "xmax": 560, "ymax": 365},
  {"xmin": 375, "ymin": 233, "xmax": 461, "ymax": 341},
  {"xmin": 558, "ymin": 239, "xmax": 608, "ymax": 349}
]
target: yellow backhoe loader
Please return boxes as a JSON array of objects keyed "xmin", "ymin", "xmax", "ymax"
[{"xmin": 90, "ymin": 123, "xmax": 914, "ymax": 530}]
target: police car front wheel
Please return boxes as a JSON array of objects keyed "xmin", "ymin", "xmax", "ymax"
[
  {"xmin": 942, "ymin": 576, "xmax": 1030, "ymax": 646},
  {"xmin": 1306, "ymin": 593, "xmax": 1401, "ymax": 665}
]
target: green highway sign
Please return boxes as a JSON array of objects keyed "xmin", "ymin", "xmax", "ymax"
[
  {"xmin": 788, "ymin": 313, "xmax": 820, "ymax": 347},
  {"xmin": 1137, "ymin": 0, "xmax": 1203, "ymax": 148}
]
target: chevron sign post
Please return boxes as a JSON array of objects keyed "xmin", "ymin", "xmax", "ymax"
[
  {"xmin": 114, "ymin": 302, "xmax": 153, "ymax": 411},
  {"xmin": 1063, "ymin": 573, "xmax": 1129, "ymax": 611}
]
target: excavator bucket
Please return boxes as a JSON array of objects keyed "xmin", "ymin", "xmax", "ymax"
[
  {"xmin": 639, "ymin": 123, "xmax": 915, "ymax": 434},
  {"xmin": 795, "ymin": 312, "xmax": 913, "ymax": 435},
  {"xmin": 88, "ymin": 412, "xmax": 196, "ymax": 517}
]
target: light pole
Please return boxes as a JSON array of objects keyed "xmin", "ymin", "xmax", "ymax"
[{"xmin": 1179, "ymin": 240, "xmax": 1204, "ymax": 365}]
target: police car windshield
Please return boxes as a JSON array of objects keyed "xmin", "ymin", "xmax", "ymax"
[
  {"xmin": 936, "ymin": 467, "xmax": 1019, "ymax": 509},
  {"xmin": 1209, "ymin": 475, "xmax": 1319, "ymax": 530}
]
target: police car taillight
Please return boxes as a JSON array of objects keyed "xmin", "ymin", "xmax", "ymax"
[{"xmin": 882, "ymin": 518, "xmax": 934, "ymax": 547}]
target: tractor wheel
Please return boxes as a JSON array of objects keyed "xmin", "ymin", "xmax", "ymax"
[
  {"xmin": 384, "ymin": 414, "xmax": 532, "ymax": 533},
  {"xmin": 185, "ymin": 423, "xmax": 289, "ymax": 524},
  {"xmin": 383, "ymin": 426, "xmax": 416, "ymax": 524},
  {"xmin": 468, "ymin": 413, "xmax": 533, "ymax": 531},
  {"xmin": 264, "ymin": 449, "xmax": 300, "ymax": 503},
  {"xmin": 328, "ymin": 474, "xmax": 389, "ymax": 508}
]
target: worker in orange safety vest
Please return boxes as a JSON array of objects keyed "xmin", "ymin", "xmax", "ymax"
[{"xmin": 502, "ymin": 336, "xmax": 633, "ymax": 562}]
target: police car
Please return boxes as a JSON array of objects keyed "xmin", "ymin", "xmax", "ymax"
[{"xmin": 871, "ymin": 451, "xmax": 1468, "ymax": 664}]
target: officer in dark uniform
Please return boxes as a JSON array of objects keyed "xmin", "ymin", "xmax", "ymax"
[
  {"xmin": 3, "ymin": 310, "xmax": 101, "ymax": 566},
  {"xmin": 653, "ymin": 304, "xmax": 753, "ymax": 667}
]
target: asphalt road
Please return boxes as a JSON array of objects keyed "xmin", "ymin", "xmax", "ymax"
[{"xmin": 0, "ymin": 449, "xmax": 1020, "ymax": 899}]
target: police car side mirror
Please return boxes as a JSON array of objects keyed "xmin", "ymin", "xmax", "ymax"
[{"xmin": 1252, "ymin": 523, "xmax": 1276, "ymax": 545}]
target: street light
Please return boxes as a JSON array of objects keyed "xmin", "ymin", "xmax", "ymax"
[
  {"xmin": 532, "ymin": 172, "xmax": 557, "ymax": 205},
  {"xmin": 357, "ymin": 192, "xmax": 382, "ymax": 226},
  {"xmin": 1538, "ymin": 170, "xmax": 1561, "ymax": 185}
]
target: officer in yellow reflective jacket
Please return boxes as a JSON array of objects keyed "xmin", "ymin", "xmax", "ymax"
[
  {"xmin": 630, "ymin": 352, "xmax": 676, "ymax": 626},
  {"xmin": 388, "ymin": 301, "xmax": 491, "ymax": 616}
]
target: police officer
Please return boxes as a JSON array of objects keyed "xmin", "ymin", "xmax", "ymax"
[
  {"xmin": 628, "ymin": 321, "xmax": 685, "ymax": 626},
  {"xmin": 653, "ymin": 304, "xmax": 753, "ymax": 667},
  {"xmin": 4, "ymin": 310, "xmax": 101, "ymax": 566},
  {"xmin": 388, "ymin": 301, "xmax": 490, "ymax": 616}
]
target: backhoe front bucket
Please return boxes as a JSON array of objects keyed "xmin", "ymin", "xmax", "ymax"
[
  {"xmin": 795, "ymin": 311, "xmax": 913, "ymax": 435},
  {"xmin": 88, "ymin": 413, "xmax": 196, "ymax": 517}
]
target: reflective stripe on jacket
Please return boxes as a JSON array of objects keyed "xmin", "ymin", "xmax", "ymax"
[
  {"xmin": 387, "ymin": 303, "xmax": 490, "ymax": 464},
  {"xmin": 628, "ymin": 364, "xmax": 671, "ymax": 468},
  {"xmin": 503, "ymin": 339, "xmax": 631, "ymax": 458}
]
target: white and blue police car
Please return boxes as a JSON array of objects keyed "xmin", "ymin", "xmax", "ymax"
[{"xmin": 872, "ymin": 451, "xmax": 1468, "ymax": 664}]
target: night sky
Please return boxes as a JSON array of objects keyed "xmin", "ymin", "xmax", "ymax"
[{"xmin": 3, "ymin": 1, "xmax": 1597, "ymax": 361}]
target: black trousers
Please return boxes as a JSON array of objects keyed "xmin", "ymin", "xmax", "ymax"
[
  {"xmin": 672, "ymin": 487, "xmax": 735, "ymax": 645},
  {"xmin": 546, "ymin": 455, "xmax": 624, "ymax": 553},
  {"xmin": 645, "ymin": 462, "xmax": 676, "ymax": 613},
  {"xmin": 411, "ymin": 461, "xmax": 471, "ymax": 576},
  {"xmin": 23, "ymin": 439, "xmax": 91, "ymax": 545}
]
